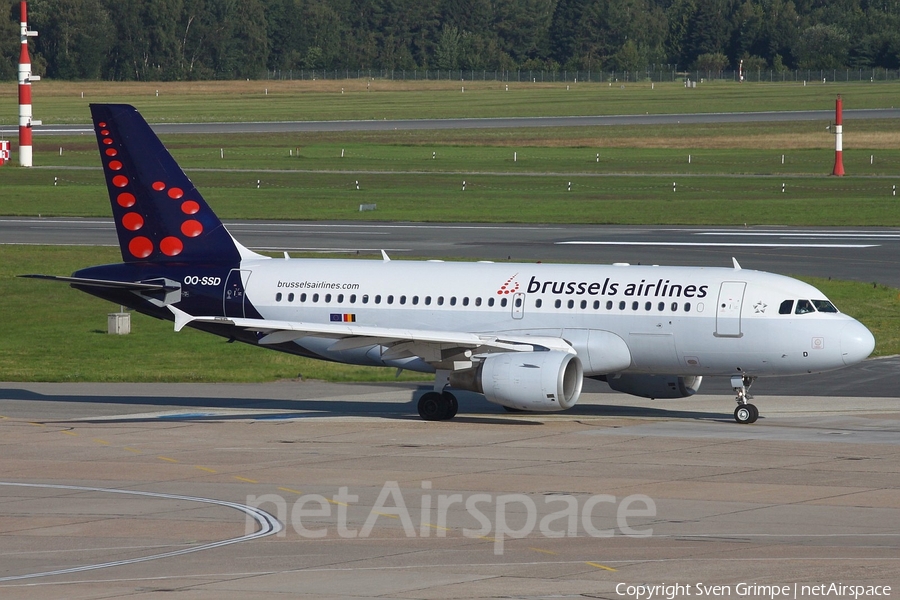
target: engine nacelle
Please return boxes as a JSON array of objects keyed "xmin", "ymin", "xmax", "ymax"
[
  {"xmin": 450, "ymin": 351, "xmax": 583, "ymax": 411},
  {"xmin": 604, "ymin": 374, "xmax": 702, "ymax": 399}
]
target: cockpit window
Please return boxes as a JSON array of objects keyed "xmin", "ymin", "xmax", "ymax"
[
  {"xmin": 813, "ymin": 300, "xmax": 838, "ymax": 313},
  {"xmin": 779, "ymin": 300, "xmax": 794, "ymax": 315},
  {"xmin": 795, "ymin": 299, "xmax": 815, "ymax": 314}
]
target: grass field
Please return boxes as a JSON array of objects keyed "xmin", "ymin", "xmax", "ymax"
[
  {"xmin": 1, "ymin": 79, "xmax": 900, "ymax": 123},
  {"xmin": 0, "ymin": 80, "xmax": 896, "ymax": 383}
]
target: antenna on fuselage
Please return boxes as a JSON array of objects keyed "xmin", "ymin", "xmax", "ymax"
[{"xmin": 732, "ymin": 257, "xmax": 742, "ymax": 270}]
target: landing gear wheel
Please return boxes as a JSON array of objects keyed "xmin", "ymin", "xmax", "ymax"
[
  {"xmin": 746, "ymin": 403, "xmax": 759, "ymax": 423},
  {"xmin": 734, "ymin": 404, "xmax": 757, "ymax": 424},
  {"xmin": 442, "ymin": 392, "xmax": 458, "ymax": 419},
  {"xmin": 418, "ymin": 392, "xmax": 448, "ymax": 421}
]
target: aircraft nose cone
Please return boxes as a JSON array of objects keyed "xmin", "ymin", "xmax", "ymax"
[{"xmin": 841, "ymin": 320, "xmax": 875, "ymax": 366}]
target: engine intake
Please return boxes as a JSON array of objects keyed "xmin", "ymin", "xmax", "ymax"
[{"xmin": 450, "ymin": 351, "xmax": 583, "ymax": 411}]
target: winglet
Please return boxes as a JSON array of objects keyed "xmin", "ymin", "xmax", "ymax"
[
  {"xmin": 732, "ymin": 257, "xmax": 742, "ymax": 270},
  {"xmin": 168, "ymin": 305, "xmax": 195, "ymax": 332}
]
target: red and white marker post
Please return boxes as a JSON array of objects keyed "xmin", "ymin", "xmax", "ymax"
[
  {"xmin": 832, "ymin": 95, "xmax": 844, "ymax": 176},
  {"xmin": 18, "ymin": 1, "xmax": 39, "ymax": 167}
]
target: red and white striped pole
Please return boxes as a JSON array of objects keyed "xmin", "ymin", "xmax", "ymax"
[
  {"xmin": 18, "ymin": 1, "xmax": 39, "ymax": 167},
  {"xmin": 832, "ymin": 95, "xmax": 844, "ymax": 176}
]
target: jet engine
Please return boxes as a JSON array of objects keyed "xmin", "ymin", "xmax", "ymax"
[
  {"xmin": 450, "ymin": 351, "xmax": 583, "ymax": 411},
  {"xmin": 603, "ymin": 374, "xmax": 702, "ymax": 399}
]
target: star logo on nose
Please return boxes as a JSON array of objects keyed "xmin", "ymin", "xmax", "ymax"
[{"xmin": 753, "ymin": 301, "xmax": 767, "ymax": 313}]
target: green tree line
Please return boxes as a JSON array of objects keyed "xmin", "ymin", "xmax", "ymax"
[{"xmin": 2, "ymin": 0, "xmax": 900, "ymax": 80}]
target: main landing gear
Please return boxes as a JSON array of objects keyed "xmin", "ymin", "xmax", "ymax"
[
  {"xmin": 731, "ymin": 374, "xmax": 759, "ymax": 424},
  {"xmin": 417, "ymin": 391, "xmax": 458, "ymax": 421},
  {"xmin": 417, "ymin": 370, "xmax": 458, "ymax": 421}
]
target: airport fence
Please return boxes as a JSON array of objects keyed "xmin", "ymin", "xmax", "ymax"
[{"xmin": 263, "ymin": 68, "xmax": 900, "ymax": 84}]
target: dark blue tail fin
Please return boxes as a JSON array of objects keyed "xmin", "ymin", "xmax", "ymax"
[{"xmin": 91, "ymin": 104, "xmax": 246, "ymax": 264}]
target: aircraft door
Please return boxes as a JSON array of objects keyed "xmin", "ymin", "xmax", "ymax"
[
  {"xmin": 512, "ymin": 293, "xmax": 525, "ymax": 319},
  {"xmin": 715, "ymin": 281, "xmax": 746, "ymax": 337},
  {"xmin": 224, "ymin": 269, "xmax": 252, "ymax": 318}
]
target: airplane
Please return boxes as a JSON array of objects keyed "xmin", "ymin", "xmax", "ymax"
[{"xmin": 24, "ymin": 104, "xmax": 875, "ymax": 424}]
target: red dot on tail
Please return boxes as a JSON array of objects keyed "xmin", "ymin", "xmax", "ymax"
[
  {"xmin": 98, "ymin": 122, "xmax": 107, "ymax": 127},
  {"xmin": 100, "ymin": 129, "xmax": 109, "ymax": 136},
  {"xmin": 167, "ymin": 187, "xmax": 184, "ymax": 199},
  {"xmin": 181, "ymin": 220, "xmax": 203, "ymax": 238},
  {"xmin": 152, "ymin": 181, "xmax": 166, "ymax": 191},
  {"xmin": 117, "ymin": 192, "xmax": 136, "ymax": 208},
  {"xmin": 108, "ymin": 160, "xmax": 123, "ymax": 171},
  {"xmin": 103, "ymin": 138, "xmax": 114, "ymax": 145},
  {"xmin": 129, "ymin": 237, "xmax": 153, "ymax": 258},
  {"xmin": 112, "ymin": 175, "xmax": 129, "ymax": 188},
  {"xmin": 105, "ymin": 148, "xmax": 118, "ymax": 157},
  {"xmin": 160, "ymin": 236, "xmax": 183, "ymax": 257},
  {"xmin": 181, "ymin": 200, "xmax": 200, "ymax": 215},
  {"xmin": 122, "ymin": 212, "xmax": 144, "ymax": 231}
]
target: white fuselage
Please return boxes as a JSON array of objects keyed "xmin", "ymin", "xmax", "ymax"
[{"xmin": 233, "ymin": 258, "xmax": 872, "ymax": 378}]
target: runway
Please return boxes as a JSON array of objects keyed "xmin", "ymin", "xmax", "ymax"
[
  {"xmin": 5, "ymin": 218, "xmax": 900, "ymax": 287},
  {"xmin": 0, "ymin": 367, "xmax": 898, "ymax": 597}
]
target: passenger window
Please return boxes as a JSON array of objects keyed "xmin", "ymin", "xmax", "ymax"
[
  {"xmin": 619, "ymin": 301, "xmax": 626, "ymax": 310},
  {"xmin": 462, "ymin": 297, "xmax": 469, "ymax": 306},
  {"xmin": 387, "ymin": 295, "xmax": 394, "ymax": 304},
  {"xmin": 300, "ymin": 293, "xmax": 307, "ymax": 302},
  {"xmin": 412, "ymin": 296, "xmax": 419, "ymax": 305},
  {"xmin": 500, "ymin": 298, "xmax": 508, "ymax": 307},
  {"xmin": 424, "ymin": 296, "xmax": 432, "ymax": 306},
  {"xmin": 658, "ymin": 302, "xmax": 665, "ymax": 311},
  {"xmin": 488, "ymin": 298, "xmax": 495, "ymax": 307},
  {"xmin": 567, "ymin": 299, "xmax": 575, "ymax": 309},
  {"xmin": 644, "ymin": 302, "xmax": 652, "ymax": 311},
  {"xmin": 400, "ymin": 295, "xmax": 406, "ymax": 305},
  {"xmin": 606, "ymin": 301, "xmax": 613, "ymax": 310},
  {"xmin": 555, "ymin": 299, "xmax": 562, "ymax": 308},
  {"xmin": 437, "ymin": 296, "xmax": 444, "ymax": 306},
  {"xmin": 288, "ymin": 293, "xmax": 294, "ymax": 302},
  {"xmin": 313, "ymin": 293, "xmax": 319, "ymax": 302},
  {"xmin": 337, "ymin": 294, "xmax": 344, "ymax": 303},
  {"xmin": 349, "ymin": 294, "xmax": 356, "ymax": 303},
  {"xmin": 593, "ymin": 300, "xmax": 600, "ymax": 309},
  {"xmin": 325, "ymin": 293, "xmax": 332, "ymax": 303},
  {"xmin": 362, "ymin": 294, "xmax": 369, "ymax": 304},
  {"xmin": 475, "ymin": 297, "xmax": 482, "ymax": 307},
  {"xmin": 813, "ymin": 300, "xmax": 838, "ymax": 313},
  {"xmin": 632, "ymin": 301, "xmax": 639, "ymax": 311},
  {"xmin": 671, "ymin": 302, "xmax": 678, "ymax": 311},
  {"xmin": 450, "ymin": 297, "xmax": 457, "ymax": 306},
  {"xmin": 795, "ymin": 299, "xmax": 815, "ymax": 314},
  {"xmin": 276, "ymin": 293, "xmax": 283, "ymax": 302},
  {"xmin": 580, "ymin": 300, "xmax": 587, "ymax": 309},
  {"xmin": 779, "ymin": 300, "xmax": 794, "ymax": 315},
  {"xmin": 684, "ymin": 302, "xmax": 691, "ymax": 312},
  {"xmin": 515, "ymin": 297, "xmax": 522, "ymax": 308},
  {"xmin": 374, "ymin": 295, "xmax": 381, "ymax": 304},
  {"xmin": 535, "ymin": 299, "xmax": 543, "ymax": 308}
]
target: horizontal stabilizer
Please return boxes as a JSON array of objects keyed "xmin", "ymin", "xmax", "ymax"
[{"xmin": 19, "ymin": 274, "xmax": 177, "ymax": 292}]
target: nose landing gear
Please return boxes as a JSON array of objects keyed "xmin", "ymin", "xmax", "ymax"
[{"xmin": 731, "ymin": 375, "xmax": 758, "ymax": 424}]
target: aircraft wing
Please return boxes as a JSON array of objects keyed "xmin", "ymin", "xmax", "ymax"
[{"xmin": 168, "ymin": 306, "xmax": 573, "ymax": 365}]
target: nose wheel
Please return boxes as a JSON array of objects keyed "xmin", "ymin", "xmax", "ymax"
[
  {"xmin": 731, "ymin": 375, "xmax": 759, "ymax": 424},
  {"xmin": 734, "ymin": 403, "xmax": 759, "ymax": 424}
]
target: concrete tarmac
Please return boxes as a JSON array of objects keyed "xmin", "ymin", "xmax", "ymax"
[{"xmin": 1, "ymin": 366, "xmax": 898, "ymax": 598}]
